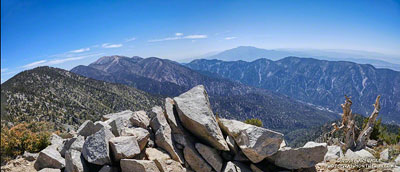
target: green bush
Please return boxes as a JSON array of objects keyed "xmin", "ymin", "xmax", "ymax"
[{"xmin": 244, "ymin": 118, "xmax": 263, "ymax": 127}]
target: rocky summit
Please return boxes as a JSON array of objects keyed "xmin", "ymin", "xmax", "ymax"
[{"xmin": 23, "ymin": 85, "xmax": 399, "ymax": 172}]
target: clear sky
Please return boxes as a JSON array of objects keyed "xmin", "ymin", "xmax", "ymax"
[{"xmin": 1, "ymin": 0, "xmax": 400, "ymax": 82}]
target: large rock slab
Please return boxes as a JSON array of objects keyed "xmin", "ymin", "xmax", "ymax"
[
  {"xmin": 145, "ymin": 148, "xmax": 186, "ymax": 172},
  {"xmin": 324, "ymin": 145, "xmax": 343, "ymax": 162},
  {"xmin": 120, "ymin": 127, "xmax": 150, "ymax": 150},
  {"xmin": 120, "ymin": 159, "xmax": 160, "ymax": 172},
  {"xmin": 195, "ymin": 143, "xmax": 223, "ymax": 172},
  {"xmin": 270, "ymin": 142, "xmax": 327, "ymax": 170},
  {"xmin": 173, "ymin": 85, "xmax": 229, "ymax": 151},
  {"xmin": 218, "ymin": 118, "xmax": 283, "ymax": 163},
  {"xmin": 183, "ymin": 145, "xmax": 212, "ymax": 172},
  {"xmin": 150, "ymin": 106, "xmax": 183, "ymax": 164},
  {"xmin": 65, "ymin": 149, "xmax": 86, "ymax": 172},
  {"xmin": 77, "ymin": 120, "xmax": 96, "ymax": 137},
  {"xmin": 109, "ymin": 136, "xmax": 141, "ymax": 161},
  {"xmin": 34, "ymin": 146, "xmax": 65, "ymax": 170},
  {"xmin": 130, "ymin": 110, "xmax": 150, "ymax": 129},
  {"xmin": 82, "ymin": 128, "xmax": 115, "ymax": 165}
]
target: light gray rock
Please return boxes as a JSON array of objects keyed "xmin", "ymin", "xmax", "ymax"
[
  {"xmin": 77, "ymin": 120, "xmax": 96, "ymax": 137},
  {"xmin": 120, "ymin": 127, "xmax": 150, "ymax": 151},
  {"xmin": 222, "ymin": 161, "xmax": 251, "ymax": 172},
  {"xmin": 145, "ymin": 148, "xmax": 186, "ymax": 172},
  {"xmin": 324, "ymin": 145, "xmax": 343, "ymax": 162},
  {"xmin": 395, "ymin": 155, "xmax": 400, "ymax": 166},
  {"xmin": 367, "ymin": 139, "xmax": 378, "ymax": 147},
  {"xmin": 34, "ymin": 146, "xmax": 65, "ymax": 170},
  {"xmin": 50, "ymin": 133, "xmax": 64, "ymax": 146},
  {"xmin": 226, "ymin": 135, "xmax": 239, "ymax": 154},
  {"xmin": 65, "ymin": 149, "xmax": 86, "ymax": 172},
  {"xmin": 108, "ymin": 117, "xmax": 126, "ymax": 137},
  {"xmin": 380, "ymin": 148, "xmax": 389, "ymax": 162},
  {"xmin": 223, "ymin": 162, "xmax": 237, "ymax": 172},
  {"xmin": 173, "ymin": 85, "xmax": 229, "ymax": 151},
  {"xmin": 195, "ymin": 143, "xmax": 223, "ymax": 172},
  {"xmin": 183, "ymin": 145, "xmax": 212, "ymax": 172},
  {"xmin": 77, "ymin": 120, "xmax": 95, "ymax": 137},
  {"xmin": 120, "ymin": 159, "xmax": 160, "ymax": 172},
  {"xmin": 70, "ymin": 135, "xmax": 84, "ymax": 152},
  {"xmin": 93, "ymin": 121, "xmax": 112, "ymax": 133},
  {"xmin": 23, "ymin": 151, "xmax": 38, "ymax": 161},
  {"xmin": 270, "ymin": 142, "xmax": 327, "ymax": 170},
  {"xmin": 103, "ymin": 110, "xmax": 134, "ymax": 121},
  {"xmin": 82, "ymin": 128, "xmax": 115, "ymax": 165},
  {"xmin": 218, "ymin": 118, "xmax": 283, "ymax": 163},
  {"xmin": 109, "ymin": 136, "xmax": 141, "ymax": 161},
  {"xmin": 38, "ymin": 168, "xmax": 61, "ymax": 172},
  {"xmin": 130, "ymin": 110, "xmax": 150, "ymax": 129},
  {"xmin": 344, "ymin": 149, "xmax": 375, "ymax": 159},
  {"xmin": 99, "ymin": 165, "xmax": 119, "ymax": 172},
  {"xmin": 50, "ymin": 134, "xmax": 65, "ymax": 153},
  {"xmin": 150, "ymin": 106, "xmax": 183, "ymax": 164}
]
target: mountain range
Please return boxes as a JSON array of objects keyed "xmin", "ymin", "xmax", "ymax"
[
  {"xmin": 70, "ymin": 55, "xmax": 338, "ymax": 136},
  {"xmin": 201, "ymin": 46, "xmax": 400, "ymax": 71},
  {"xmin": 186, "ymin": 57, "xmax": 400, "ymax": 124}
]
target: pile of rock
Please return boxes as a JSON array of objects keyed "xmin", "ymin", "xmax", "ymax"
[{"xmin": 32, "ymin": 85, "xmax": 328, "ymax": 172}]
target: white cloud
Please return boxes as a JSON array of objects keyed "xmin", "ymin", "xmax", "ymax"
[
  {"xmin": 102, "ymin": 43, "xmax": 123, "ymax": 48},
  {"xmin": 22, "ymin": 60, "xmax": 47, "ymax": 68},
  {"xmin": 184, "ymin": 35, "xmax": 207, "ymax": 39},
  {"xmin": 175, "ymin": 33, "xmax": 183, "ymax": 36},
  {"xmin": 148, "ymin": 37, "xmax": 181, "ymax": 42},
  {"xmin": 225, "ymin": 37, "xmax": 237, "ymax": 40},
  {"xmin": 148, "ymin": 34, "xmax": 208, "ymax": 42},
  {"xmin": 125, "ymin": 37, "xmax": 136, "ymax": 42},
  {"xmin": 1, "ymin": 68, "xmax": 8, "ymax": 73},
  {"xmin": 70, "ymin": 47, "xmax": 90, "ymax": 53},
  {"xmin": 21, "ymin": 53, "xmax": 104, "ymax": 69}
]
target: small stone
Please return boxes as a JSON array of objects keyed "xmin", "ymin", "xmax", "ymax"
[
  {"xmin": 77, "ymin": 120, "xmax": 95, "ymax": 137},
  {"xmin": 130, "ymin": 110, "xmax": 150, "ymax": 129},
  {"xmin": 109, "ymin": 136, "xmax": 141, "ymax": 161},
  {"xmin": 120, "ymin": 127, "xmax": 150, "ymax": 151},
  {"xmin": 23, "ymin": 151, "xmax": 38, "ymax": 161}
]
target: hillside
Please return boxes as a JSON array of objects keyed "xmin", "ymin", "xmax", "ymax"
[
  {"xmin": 1, "ymin": 66, "xmax": 162, "ymax": 130},
  {"xmin": 71, "ymin": 56, "xmax": 339, "ymax": 135},
  {"xmin": 186, "ymin": 57, "xmax": 400, "ymax": 124}
]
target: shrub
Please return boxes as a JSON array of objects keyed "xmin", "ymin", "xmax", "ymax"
[
  {"xmin": 244, "ymin": 118, "xmax": 263, "ymax": 127},
  {"xmin": 1, "ymin": 121, "xmax": 52, "ymax": 164}
]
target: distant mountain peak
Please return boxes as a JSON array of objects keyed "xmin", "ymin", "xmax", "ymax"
[{"xmin": 92, "ymin": 55, "xmax": 130, "ymax": 65}]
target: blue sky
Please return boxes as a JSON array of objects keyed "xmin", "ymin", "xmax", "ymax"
[{"xmin": 1, "ymin": 0, "xmax": 400, "ymax": 82}]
